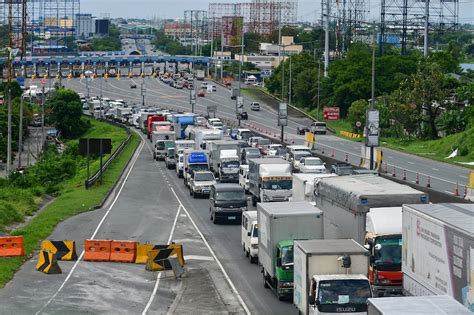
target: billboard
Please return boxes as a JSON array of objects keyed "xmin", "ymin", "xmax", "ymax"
[{"xmin": 323, "ymin": 107, "xmax": 340, "ymax": 120}]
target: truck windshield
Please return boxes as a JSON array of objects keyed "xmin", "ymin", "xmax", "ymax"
[
  {"xmin": 156, "ymin": 141, "xmax": 165, "ymax": 150},
  {"xmin": 318, "ymin": 280, "xmax": 371, "ymax": 312},
  {"xmin": 168, "ymin": 149, "xmax": 175, "ymax": 157},
  {"xmin": 305, "ymin": 158, "xmax": 323, "ymax": 166},
  {"xmin": 222, "ymin": 161, "xmax": 240, "ymax": 169},
  {"xmin": 374, "ymin": 235, "xmax": 402, "ymax": 271},
  {"xmin": 262, "ymin": 180, "xmax": 292, "ymax": 190},
  {"xmin": 195, "ymin": 173, "xmax": 214, "ymax": 181},
  {"xmin": 189, "ymin": 164, "xmax": 208, "ymax": 171},
  {"xmin": 252, "ymin": 224, "xmax": 258, "ymax": 237},
  {"xmin": 281, "ymin": 246, "xmax": 293, "ymax": 266},
  {"xmin": 240, "ymin": 131, "xmax": 251, "ymax": 140},
  {"xmin": 215, "ymin": 191, "xmax": 245, "ymax": 201}
]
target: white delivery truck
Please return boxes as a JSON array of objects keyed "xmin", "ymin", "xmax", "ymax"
[
  {"xmin": 207, "ymin": 140, "xmax": 240, "ymax": 183},
  {"xmin": 314, "ymin": 175, "xmax": 428, "ymax": 296},
  {"xmin": 192, "ymin": 129, "xmax": 223, "ymax": 150},
  {"xmin": 174, "ymin": 140, "xmax": 195, "ymax": 156},
  {"xmin": 258, "ymin": 201, "xmax": 323, "ymax": 300},
  {"xmin": 152, "ymin": 130, "xmax": 176, "ymax": 160},
  {"xmin": 292, "ymin": 173, "xmax": 337, "ymax": 202},
  {"xmin": 248, "ymin": 158, "xmax": 292, "ymax": 206},
  {"xmin": 402, "ymin": 203, "xmax": 474, "ymax": 311},
  {"xmin": 367, "ymin": 295, "xmax": 472, "ymax": 315},
  {"xmin": 294, "ymin": 239, "xmax": 371, "ymax": 315},
  {"xmin": 241, "ymin": 210, "xmax": 258, "ymax": 263}
]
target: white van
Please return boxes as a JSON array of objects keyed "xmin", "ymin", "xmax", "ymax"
[
  {"xmin": 236, "ymin": 128, "xmax": 251, "ymax": 141},
  {"xmin": 176, "ymin": 154, "xmax": 184, "ymax": 178},
  {"xmin": 239, "ymin": 165, "xmax": 249, "ymax": 192},
  {"xmin": 241, "ymin": 210, "xmax": 258, "ymax": 263}
]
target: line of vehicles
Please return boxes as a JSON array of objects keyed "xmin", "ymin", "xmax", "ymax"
[{"xmin": 93, "ymin": 99, "xmax": 473, "ymax": 314}]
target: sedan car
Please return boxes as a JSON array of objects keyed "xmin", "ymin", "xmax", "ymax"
[
  {"xmin": 198, "ymin": 90, "xmax": 205, "ymax": 97},
  {"xmin": 238, "ymin": 111, "xmax": 248, "ymax": 120},
  {"xmin": 130, "ymin": 84, "xmax": 137, "ymax": 89},
  {"xmin": 296, "ymin": 126, "xmax": 310, "ymax": 135}
]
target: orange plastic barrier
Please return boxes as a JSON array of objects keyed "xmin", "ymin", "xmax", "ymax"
[
  {"xmin": 110, "ymin": 240, "xmax": 137, "ymax": 263},
  {"xmin": 84, "ymin": 240, "xmax": 111, "ymax": 262},
  {"xmin": 0, "ymin": 236, "xmax": 25, "ymax": 257}
]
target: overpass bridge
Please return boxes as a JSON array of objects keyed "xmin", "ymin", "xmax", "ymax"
[{"xmin": 0, "ymin": 54, "xmax": 209, "ymax": 79}]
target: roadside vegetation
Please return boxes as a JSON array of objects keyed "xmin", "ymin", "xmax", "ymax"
[
  {"xmin": 82, "ymin": 24, "xmax": 121, "ymax": 52},
  {"xmin": 0, "ymin": 88, "xmax": 139, "ymax": 286}
]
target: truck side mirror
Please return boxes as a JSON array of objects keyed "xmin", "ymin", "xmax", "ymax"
[
  {"xmin": 308, "ymin": 295, "xmax": 315, "ymax": 305},
  {"xmin": 276, "ymin": 257, "xmax": 282, "ymax": 267}
]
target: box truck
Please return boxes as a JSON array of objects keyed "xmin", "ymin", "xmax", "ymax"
[
  {"xmin": 248, "ymin": 158, "xmax": 292, "ymax": 206},
  {"xmin": 367, "ymin": 295, "xmax": 471, "ymax": 315},
  {"xmin": 292, "ymin": 173, "xmax": 337, "ymax": 202},
  {"xmin": 294, "ymin": 239, "xmax": 371, "ymax": 315},
  {"xmin": 258, "ymin": 201, "xmax": 323, "ymax": 300},
  {"xmin": 207, "ymin": 140, "xmax": 240, "ymax": 183},
  {"xmin": 152, "ymin": 130, "xmax": 176, "ymax": 160},
  {"xmin": 314, "ymin": 175, "xmax": 429, "ymax": 296},
  {"xmin": 183, "ymin": 150, "xmax": 209, "ymax": 187},
  {"xmin": 402, "ymin": 203, "xmax": 473, "ymax": 311}
]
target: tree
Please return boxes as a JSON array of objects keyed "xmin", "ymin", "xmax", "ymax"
[
  {"xmin": 347, "ymin": 100, "xmax": 368, "ymax": 134},
  {"xmin": 0, "ymin": 81, "xmax": 23, "ymax": 99},
  {"xmin": 45, "ymin": 89, "xmax": 88, "ymax": 138}
]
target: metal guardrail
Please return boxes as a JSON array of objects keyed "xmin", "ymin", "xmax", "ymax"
[{"xmin": 84, "ymin": 119, "xmax": 132, "ymax": 189}]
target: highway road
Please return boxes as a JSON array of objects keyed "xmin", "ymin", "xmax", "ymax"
[{"xmin": 64, "ymin": 75, "xmax": 472, "ymax": 196}]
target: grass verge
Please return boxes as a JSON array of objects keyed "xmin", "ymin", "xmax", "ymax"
[{"xmin": 0, "ymin": 124, "xmax": 140, "ymax": 287}]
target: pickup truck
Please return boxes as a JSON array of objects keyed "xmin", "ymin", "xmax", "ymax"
[
  {"xmin": 189, "ymin": 170, "xmax": 216, "ymax": 198},
  {"xmin": 330, "ymin": 162, "xmax": 353, "ymax": 175}
]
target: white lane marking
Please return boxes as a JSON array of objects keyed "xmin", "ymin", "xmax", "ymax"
[
  {"xmin": 407, "ymin": 161, "xmax": 415, "ymax": 165},
  {"xmin": 444, "ymin": 190, "xmax": 454, "ymax": 195},
  {"xmin": 432, "ymin": 168, "xmax": 439, "ymax": 171},
  {"xmin": 459, "ymin": 175, "xmax": 468, "ymax": 179},
  {"xmin": 169, "ymin": 187, "xmax": 251, "ymax": 315},
  {"xmin": 36, "ymin": 140, "xmax": 145, "ymax": 315},
  {"xmin": 141, "ymin": 204, "xmax": 181, "ymax": 315},
  {"xmin": 184, "ymin": 255, "xmax": 215, "ymax": 262}
]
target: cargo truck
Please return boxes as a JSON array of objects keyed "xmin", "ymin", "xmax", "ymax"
[
  {"xmin": 183, "ymin": 150, "xmax": 209, "ymax": 187},
  {"xmin": 147, "ymin": 114, "xmax": 166, "ymax": 139},
  {"xmin": 258, "ymin": 201, "xmax": 323, "ymax": 300},
  {"xmin": 169, "ymin": 114, "xmax": 195, "ymax": 139},
  {"xmin": 294, "ymin": 239, "xmax": 371, "ymax": 315},
  {"xmin": 196, "ymin": 69, "xmax": 205, "ymax": 81},
  {"xmin": 292, "ymin": 173, "xmax": 337, "ymax": 202},
  {"xmin": 174, "ymin": 140, "xmax": 195, "ymax": 156},
  {"xmin": 314, "ymin": 175, "xmax": 429, "ymax": 296},
  {"xmin": 402, "ymin": 203, "xmax": 473, "ymax": 311},
  {"xmin": 208, "ymin": 140, "xmax": 240, "ymax": 182},
  {"xmin": 248, "ymin": 158, "xmax": 292, "ymax": 206},
  {"xmin": 190, "ymin": 128, "xmax": 223, "ymax": 150},
  {"xmin": 367, "ymin": 295, "xmax": 472, "ymax": 315}
]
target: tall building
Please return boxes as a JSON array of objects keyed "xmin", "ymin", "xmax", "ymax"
[
  {"xmin": 95, "ymin": 18, "xmax": 110, "ymax": 35},
  {"xmin": 76, "ymin": 14, "xmax": 94, "ymax": 39}
]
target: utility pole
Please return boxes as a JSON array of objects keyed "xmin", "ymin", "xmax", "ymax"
[
  {"xmin": 18, "ymin": 92, "xmax": 24, "ymax": 169},
  {"xmin": 317, "ymin": 61, "xmax": 321, "ymax": 121},
  {"xmin": 41, "ymin": 85, "xmax": 45, "ymax": 152},
  {"xmin": 6, "ymin": 0, "xmax": 13, "ymax": 174},
  {"xmin": 369, "ymin": 21, "xmax": 376, "ymax": 170},
  {"xmin": 324, "ymin": 0, "xmax": 330, "ymax": 77},
  {"xmin": 423, "ymin": 0, "xmax": 430, "ymax": 57},
  {"xmin": 141, "ymin": 77, "xmax": 146, "ymax": 106},
  {"xmin": 220, "ymin": 27, "xmax": 224, "ymax": 81},
  {"xmin": 237, "ymin": 23, "xmax": 244, "ymax": 127},
  {"xmin": 289, "ymin": 54, "xmax": 292, "ymax": 105}
]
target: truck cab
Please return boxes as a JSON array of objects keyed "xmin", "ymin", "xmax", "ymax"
[
  {"xmin": 239, "ymin": 165, "xmax": 249, "ymax": 192},
  {"xmin": 183, "ymin": 150, "xmax": 209, "ymax": 187},
  {"xmin": 176, "ymin": 154, "xmax": 184, "ymax": 178},
  {"xmin": 189, "ymin": 170, "xmax": 216, "ymax": 198},
  {"xmin": 241, "ymin": 211, "xmax": 258, "ymax": 263},
  {"xmin": 309, "ymin": 275, "xmax": 372, "ymax": 315},
  {"xmin": 270, "ymin": 240, "xmax": 295, "ymax": 298},
  {"xmin": 154, "ymin": 139, "xmax": 174, "ymax": 161}
]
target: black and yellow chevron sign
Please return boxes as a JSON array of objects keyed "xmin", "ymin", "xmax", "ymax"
[
  {"xmin": 36, "ymin": 250, "xmax": 62, "ymax": 274},
  {"xmin": 137, "ymin": 243, "xmax": 184, "ymax": 265},
  {"xmin": 41, "ymin": 240, "xmax": 77, "ymax": 261},
  {"xmin": 145, "ymin": 245, "xmax": 185, "ymax": 272}
]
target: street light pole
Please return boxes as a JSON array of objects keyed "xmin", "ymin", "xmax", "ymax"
[
  {"xmin": 141, "ymin": 77, "xmax": 146, "ymax": 106},
  {"xmin": 369, "ymin": 21, "xmax": 376, "ymax": 170},
  {"xmin": 289, "ymin": 54, "xmax": 292, "ymax": 106},
  {"xmin": 18, "ymin": 91, "xmax": 24, "ymax": 169},
  {"xmin": 317, "ymin": 61, "xmax": 321, "ymax": 121}
]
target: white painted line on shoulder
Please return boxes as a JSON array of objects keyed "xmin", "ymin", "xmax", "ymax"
[
  {"xmin": 407, "ymin": 161, "xmax": 415, "ymax": 165},
  {"xmin": 169, "ymin": 187, "xmax": 251, "ymax": 315},
  {"xmin": 184, "ymin": 255, "xmax": 215, "ymax": 262},
  {"xmin": 432, "ymin": 168, "xmax": 439, "ymax": 171},
  {"xmin": 36, "ymin": 139, "xmax": 145, "ymax": 315}
]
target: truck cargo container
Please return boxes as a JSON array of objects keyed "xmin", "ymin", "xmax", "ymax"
[
  {"xmin": 314, "ymin": 175, "xmax": 428, "ymax": 296},
  {"xmin": 174, "ymin": 140, "xmax": 195, "ymax": 156},
  {"xmin": 169, "ymin": 114, "xmax": 196, "ymax": 139},
  {"xmin": 402, "ymin": 203, "xmax": 473, "ymax": 311},
  {"xmin": 190, "ymin": 128, "xmax": 223, "ymax": 150},
  {"xmin": 294, "ymin": 239, "xmax": 371, "ymax": 315},
  {"xmin": 292, "ymin": 173, "xmax": 337, "ymax": 202},
  {"xmin": 207, "ymin": 140, "xmax": 240, "ymax": 182},
  {"xmin": 152, "ymin": 130, "xmax": 176, "ymax": 161},
  {"xmin": 147, "ymin": 114, "xmax": 166, "ymax": 138},
  {"xmin": 258, "ymin": 201, "xmax": 323, "ymax": 300},
  {"xmin": 367, "ymin": 295, "xmax": 471, "ymax": 315}
]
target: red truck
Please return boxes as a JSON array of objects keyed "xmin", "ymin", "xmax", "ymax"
[{"xmin": 147, "ymin": 114, "xmax": 166, "ymax": 139}]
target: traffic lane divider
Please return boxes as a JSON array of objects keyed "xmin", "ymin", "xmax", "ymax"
[
  {"xmin": 0, "ymin": 236, "xmax": 25, "ymax": 257},
  {"xmin": 110, "ymin": 240, "xmax": 137, "ymax": 263},
  {"xmin": 41, "ymin": 240, "xmax": 77, "ymax": 261},
  {"xmin": 36, "ymin": 250, "xmax": 62, "ymax": 274},
  {"xmin": 84, "ymin": 239, "xmax": 111, "ymax": 262}
]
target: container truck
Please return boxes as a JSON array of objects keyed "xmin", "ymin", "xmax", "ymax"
[
  {"xmin": 183, "ymin": 150, "xmax": 209, "ymax": 187},
  {"xmin": 191, "ymin": 129, "xmax": 223, "ymax": 150},
  {"xmin": 292, "ymin": 173, "xmax": 337, "ymax": 202},
  {"xmin": 294, "ymin": 239, "xmax": 371, "ymax": 315},
  {"xmin": 196, "ymin": 69, "xmax": 205, "ymax": 81},
  {"xmin": 147, "ymin": 114, "xmax": 166, "ymax": 139},
  {"xmin": 314, "ymin": 175, "xmax": 429, "ymax": 296},
  {"xmin": 248, "ymin": 158, "xmax": 292, "ymax": 206},
  {"xmin": 169, "ymin": 114, "xmax": 195, "ymax": 139},
  {"xmin": 402, "ymin": 203, "xmax": 473, "ymax": 311},
  {"xmin": 258, "ymin": 201, "xmax": 323, "ymax": 300},
  {"xmin": 207, "ymin": 140, "xmax": 240, "ymax": 182},
  {"xmin": 367, "ymin": 295, "xmax": 472, "ymax": 315}
]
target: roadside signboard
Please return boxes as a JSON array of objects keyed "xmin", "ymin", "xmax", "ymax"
[
  {"xmin": 365, "ymin": 109, "xmax": 380, "ymax": 147},
  {"xmin": 79, "ymin": 138, "xmax": 112, "ymax": 155},
  {"xmin": 278, "ymin": 103, "xmax": 288, "ymax": 126},
  {"xmin": 323, "ymin": 107, "xmax": 340, "ymax": 120}
]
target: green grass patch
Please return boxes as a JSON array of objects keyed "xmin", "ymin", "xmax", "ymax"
[
  {"xmin": 0, "ymin": 121, "xmax": 139, "ymax": 287},
  {"xmin": 381, "ymin": 126, "xmax": 474, "ymax": 168}
]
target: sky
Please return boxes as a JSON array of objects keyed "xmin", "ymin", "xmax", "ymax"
[{"xmin": 80, "ymin": 0, "xmax": 474, "ymax": 24}]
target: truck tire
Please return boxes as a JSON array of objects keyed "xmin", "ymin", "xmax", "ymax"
[
  {"xmin": 245, "ymin": 249, "xmax": 249, "ymax": 257},
  {"xmin": 250, "ymin": 256, "xmax": 257, "ymax": 264},
  {"xmin": 190, "ymin": 189, "xmax": 193, "ymax": 196},
  {"xmin": 252, "ymin": 195, "xmax": 257, "ymax": 207},
  {"xmin": 263, "ymin": 271, "xmax": 269, "ymax": 289}
]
